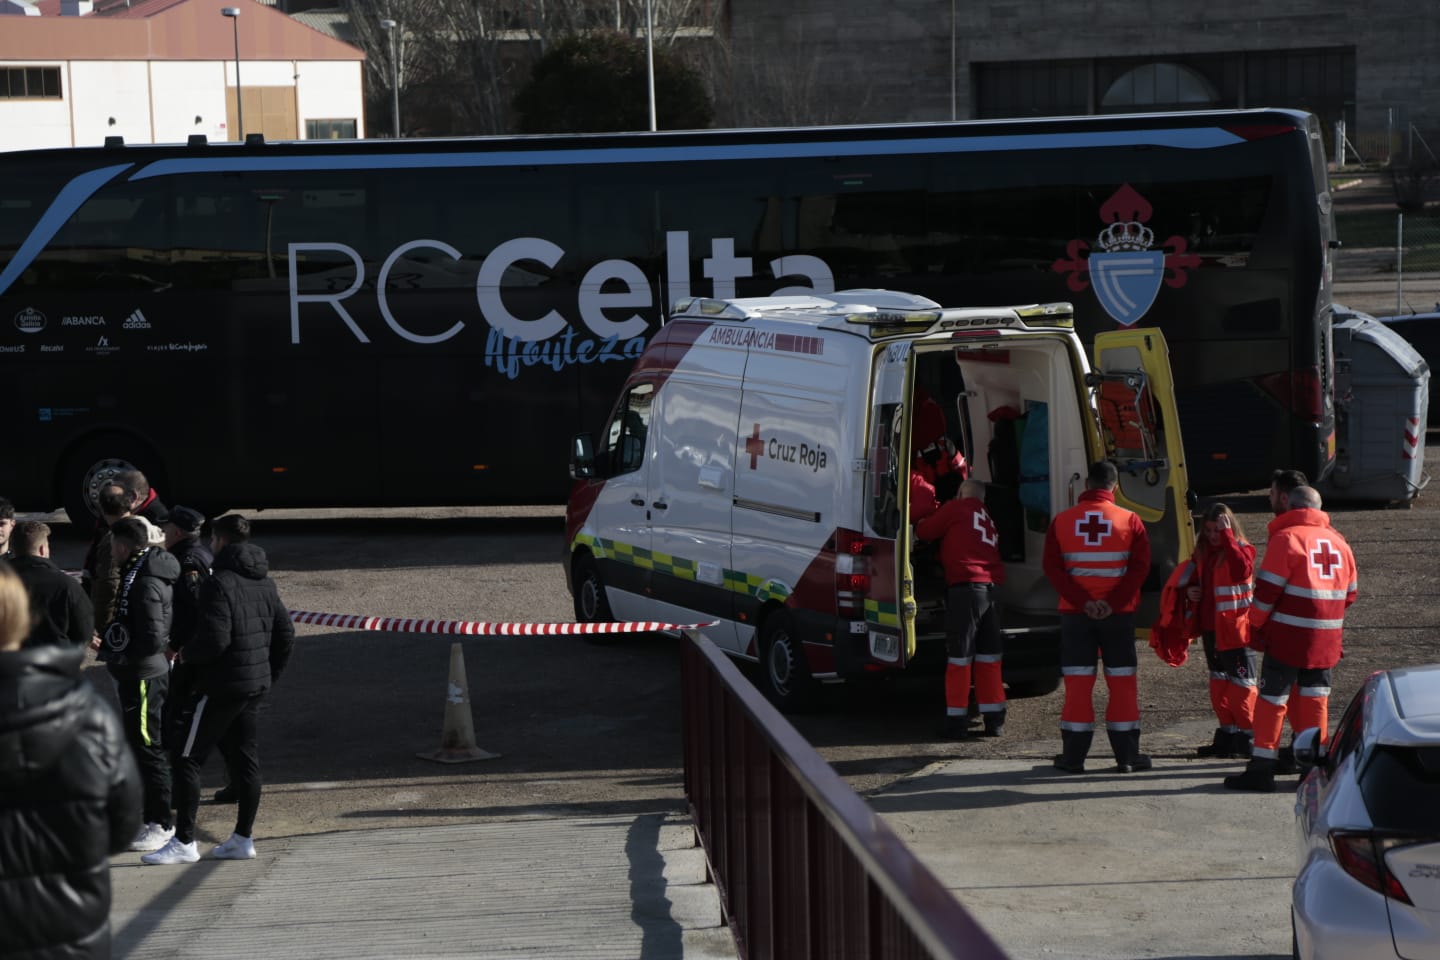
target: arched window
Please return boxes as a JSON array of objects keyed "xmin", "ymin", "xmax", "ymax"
[{"xmin": 1101, "ymin": 63, "xmax": 1219, "ymax": 109}]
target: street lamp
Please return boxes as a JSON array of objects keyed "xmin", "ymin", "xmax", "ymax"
[
  {"xmin": 379, "ymin": 18, "xmax": 400, "ymax": 138},
  {"xmin": 643, "ymin": 0, "xmax": 656, "ymax": 131},
  {"xmin": 221, "ymin": 7, "xmax": 243, "ymax": 140}
]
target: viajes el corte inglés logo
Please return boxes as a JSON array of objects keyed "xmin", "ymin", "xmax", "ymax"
[
  {"xmin": 123, "ymin": 309, "xmax": 151, "ymax": 330},
  {"xmin": 14, "ymin": 307, "xmax": 46, "ymax": 333}
]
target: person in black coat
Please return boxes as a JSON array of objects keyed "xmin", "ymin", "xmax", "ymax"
[
  {"xmin": 0, "ymin": 563, "xmax": 143, "ymax": 960},
  {"xmin": 11, "ymin": 520, "xmax": 95, "ymax": 648},
  {"xmin": 93, "ymin": 516, "xmax": 180, "ymax": 854},
  {"xmin": 144, "ymin": 514, "xmax": 294, "ymax": 865}
]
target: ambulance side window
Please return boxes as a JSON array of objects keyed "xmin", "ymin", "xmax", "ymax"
[
  {"xmin": 867, "ymin": 402, "xmax": 902, "ymax": 537},
  {"xmin": 601, "ymin": 382, "xmax": 654, "ymax": 476}
]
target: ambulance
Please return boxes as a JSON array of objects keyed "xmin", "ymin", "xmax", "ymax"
[{"xmin": 564, "ymin": 290, "xmax": 1193, "ymax": 710}]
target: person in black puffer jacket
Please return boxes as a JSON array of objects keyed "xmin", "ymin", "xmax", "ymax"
[
  {"xmin": 95, "ymin": 516, "xmax": 180, "ymax": 855},
  {"xmin": 0, "ymin": 562, "xmax": 143, "ymax": 960},
  {"xmin": 11, "ymin": 520, "xmax": 94, "ymax": 648},
  {"xmin": 145, "ymin": 514, "xmax": 293, "ymax": 866}
]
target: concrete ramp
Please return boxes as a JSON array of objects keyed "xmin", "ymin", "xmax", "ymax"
[{"xmin": 110, "ymin": 814, "xmax": 737, "ymax": 960}]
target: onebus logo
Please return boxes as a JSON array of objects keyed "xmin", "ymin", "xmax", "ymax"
[
  {"xmin": 287, "ymin": 232, "xmax": 835, "ymax": 380},
  {"xmin": 14, "ymin": 307, "xmax": 45, "ymax": 333}
]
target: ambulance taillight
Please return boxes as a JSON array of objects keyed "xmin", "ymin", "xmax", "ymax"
[{"xmin": 834, "ymin": 530, "xmax": 871, "ymax": 617}]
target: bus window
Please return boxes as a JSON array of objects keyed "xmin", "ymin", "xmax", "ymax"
[{"xmin": 42, "ymin": 176, "xmax": 173, "ymax": 292}]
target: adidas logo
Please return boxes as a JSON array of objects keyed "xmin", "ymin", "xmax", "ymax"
[{"xmin": 123, "ymin": 309, "xmax": 151, "ymax": 330}]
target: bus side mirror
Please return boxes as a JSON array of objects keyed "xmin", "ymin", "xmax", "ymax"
[{"xmin": 570, "ymin": 433, "xmax": 596, "ymax": 479}]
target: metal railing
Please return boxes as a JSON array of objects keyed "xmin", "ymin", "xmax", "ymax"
[{"xmin": 680, "ymin": 630, "xmax": 1009, "ymax": 960}]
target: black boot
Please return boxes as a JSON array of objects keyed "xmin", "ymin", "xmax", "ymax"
[
  {"xmin": 1110, "ymin": 729, "xmax": 1153, "ymax": 773},
  {"xmin": 1231, "ymin": 730, "xmax": 1254, "ymax": 759},
  {"xmin": 1053, "ymin": 730, "xmax": 1092, "ymax": 773},
  {"xmin": 1274, "ymin": 745, "xmax": 1297, "ymax": 775},
  {"xmin": 1195, "ymin": 727, "xmax": 1230, "ymax": 758},
  {"xmin": 1224, "ymin": 756, "xmax": 1276, "ymax": 792},
  {"xmin": 212, "ymin": 783, "xmax": 237, "ymax": 804},
  {"xmin": 940, "ymin": 715, "xmax": 971, "ymax": 741},
  {"xmin": 982, "ymin": 709, "xmax": 1006, "ymax": 738}
]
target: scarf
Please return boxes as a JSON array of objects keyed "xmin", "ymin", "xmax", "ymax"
[{"xmin": 99, "ymin": 546, "xmax": 151, "ymax": 664}]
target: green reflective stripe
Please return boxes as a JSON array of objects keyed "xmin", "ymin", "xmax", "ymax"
[
  {"xmin": 865, "ymin": 598, "xmax": 899, "ymax": 627},
  {"xmin": 572, "ymin": 535, "xmax": 791, "ymax": 601},
  {"xmin": 138, "ymin": 678, "xmax": 153, "ymax": 747}
]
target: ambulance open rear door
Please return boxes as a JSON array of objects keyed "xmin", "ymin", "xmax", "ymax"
[
  {"xmin": 1091, "ymin": 327, "xmax": 1196, "ymax": 589},
  {"xmin": 864, "ymin": 340, "xmax": 919, "ymax": 665}
]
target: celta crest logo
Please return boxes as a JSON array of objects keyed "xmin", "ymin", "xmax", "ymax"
[{"xmin": 1053, "ymin": 184, "xmax": 1200, "ymax": 327}]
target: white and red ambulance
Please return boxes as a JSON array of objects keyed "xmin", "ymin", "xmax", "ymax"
[{"xmin": 565, "ymin": 290, "xmax": 1193, "ymax": 710}]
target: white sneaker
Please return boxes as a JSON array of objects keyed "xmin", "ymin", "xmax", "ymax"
[
  {"xmin": 130, "ymin": 822, "xmax": 175, "ymax": 852},
  {"xmin": 210, "ymin": 833, "xmax": 257, "ymax": 860},
  {"xmin": 141, "ymin": 837, "xmax": 199, "ymax": 865}
]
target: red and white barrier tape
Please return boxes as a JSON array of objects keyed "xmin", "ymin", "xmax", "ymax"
[{"xmin": 288, "ymin": 610, "xmax": 716, "ymax": 636}]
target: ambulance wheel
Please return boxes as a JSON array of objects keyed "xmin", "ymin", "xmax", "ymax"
[
  {"xmin": 571, "ymin": 554, "xmax": 615, "ymax": 639},
  {"xmin": 758, "ymin": 611, "xmax": 816, "ymax": 712}
]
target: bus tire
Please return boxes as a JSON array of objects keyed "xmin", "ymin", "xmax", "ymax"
[
  {"xmin": 571, "ymin": 553, "xmax": 615, "ymax": 642},
  {"xmin": 758, "ymin": 610, "xmax": 816, "ymax": 712},
  {"xmin": 60, "ymin": 432, "xmax": 165, "ymax": 528}
]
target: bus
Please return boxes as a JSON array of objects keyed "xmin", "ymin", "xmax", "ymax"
[{"xmin": 0, "ymin": 108, "xmax": 1336, "ymax": 522}]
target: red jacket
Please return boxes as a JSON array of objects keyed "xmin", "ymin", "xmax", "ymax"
[
  {"xmin": 1197, "ymin": 529, "xmax": 1255, "ymax": 649},
  {"xmin": 915, "ymin": 496, "xmax": 1005, "ymax": 585},
  {"xmin": 1250, "ymin": 508, "xmax": 1356, "ymax": 668},
  {"xmin": 1149, "ymin": 558, "xmax": 1197, "ymax": 666},
  {"xmin": 908, "ymin": 451, "xmax": 968, "ymax": 523},
  {"xmin": 1043, "ymin": 489, "xmax": 1150, "ymax": 614},
  {"xmin": 1148, "ymin": 530, "xmax": 1254, "ymax": 664}
]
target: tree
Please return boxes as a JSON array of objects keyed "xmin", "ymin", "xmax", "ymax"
[{"xmin": 512, "ymin": 30, "xmax": 713, "ymax": 134}]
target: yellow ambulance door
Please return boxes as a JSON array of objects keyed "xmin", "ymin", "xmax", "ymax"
[
  {"xmin": 1092, "ymin": 327, "xmax": 1196, "ymax": 591},
  {"xmin": 864, "ymin": 339, "xmax": 919, "ymax": 662}
]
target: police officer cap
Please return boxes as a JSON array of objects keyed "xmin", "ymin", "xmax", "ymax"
[{"xmin": 167, "ymin": 505, "xmax": 205, "ymax": 535}]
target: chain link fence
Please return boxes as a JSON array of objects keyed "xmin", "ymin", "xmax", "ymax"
[{"xmin": 1333, "ymin": 207, "xmax": 1440, "ymax": 320}]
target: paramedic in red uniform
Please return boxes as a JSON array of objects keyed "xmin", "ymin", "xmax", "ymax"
[
  {"xmin": 1225, "ymin": 485, "xmax": 1356, "ymax": 793},
  {"xmin": 909, "ymin": 393, "xmax": 968, "ymax": 523},
  {"xmin": 1043, "ymin": 460, "xmax": 1152, "ymax": 773},
  {"xmin": 1187, "ymin": 504, "xmax": 1258, "ymax": 760},
  {"xmin": 916, "ymin": 478, "xmax": 1006, "ymax": 739}
]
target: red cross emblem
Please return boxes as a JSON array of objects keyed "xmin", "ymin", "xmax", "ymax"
[
  {"xmin": 1075, "ymin": 511, "xmax": 1111, "ymax": 545},
  {"xmin": 745, "ymin": 424, "xmax": 765, "ymax": 470},
  {"xmin": 973, "ymin": 509, "xmax": 998, "ymax": 547},
  {"xmin": 1310, "ymin": 539, "xmax": 1342, "ymax": 579}
]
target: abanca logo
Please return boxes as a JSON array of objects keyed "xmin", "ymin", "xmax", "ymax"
[{"xmin": 14, "ymin": 307, "xmax": 46, "ymax": 333}]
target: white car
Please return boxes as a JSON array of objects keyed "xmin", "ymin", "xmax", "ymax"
[{"xmin": 1292, "ymin": 664, "xmax": 1440, "ymax": 959}]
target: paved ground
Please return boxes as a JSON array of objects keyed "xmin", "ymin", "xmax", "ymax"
[
  {"xmin": 108, "ymin": 714, "xmax": 1298, "ymax": 960},
  {"xmin": 110, "ymin": 814, "xmax": 739, "ymax": 960},
  {"xmin": 873, "ymin": 718, "xmax": 1297, "ymax": 960}
]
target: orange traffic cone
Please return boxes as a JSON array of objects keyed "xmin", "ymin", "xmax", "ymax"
[{"xmin": 417, "ymin": 642, "xmax": 500, "ymax": 764}]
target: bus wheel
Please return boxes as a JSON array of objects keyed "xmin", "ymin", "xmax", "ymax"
[
  {"xmin": 60, "ymin": 433, "xmax": 164, "ymax": 527},
  {"xmin": 571, "ymin": 553, "xmax": 615, "ymax": 642},
  {"xmin": 758, "ymin": 611, "xmax": 816, "ymax": 712}
]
